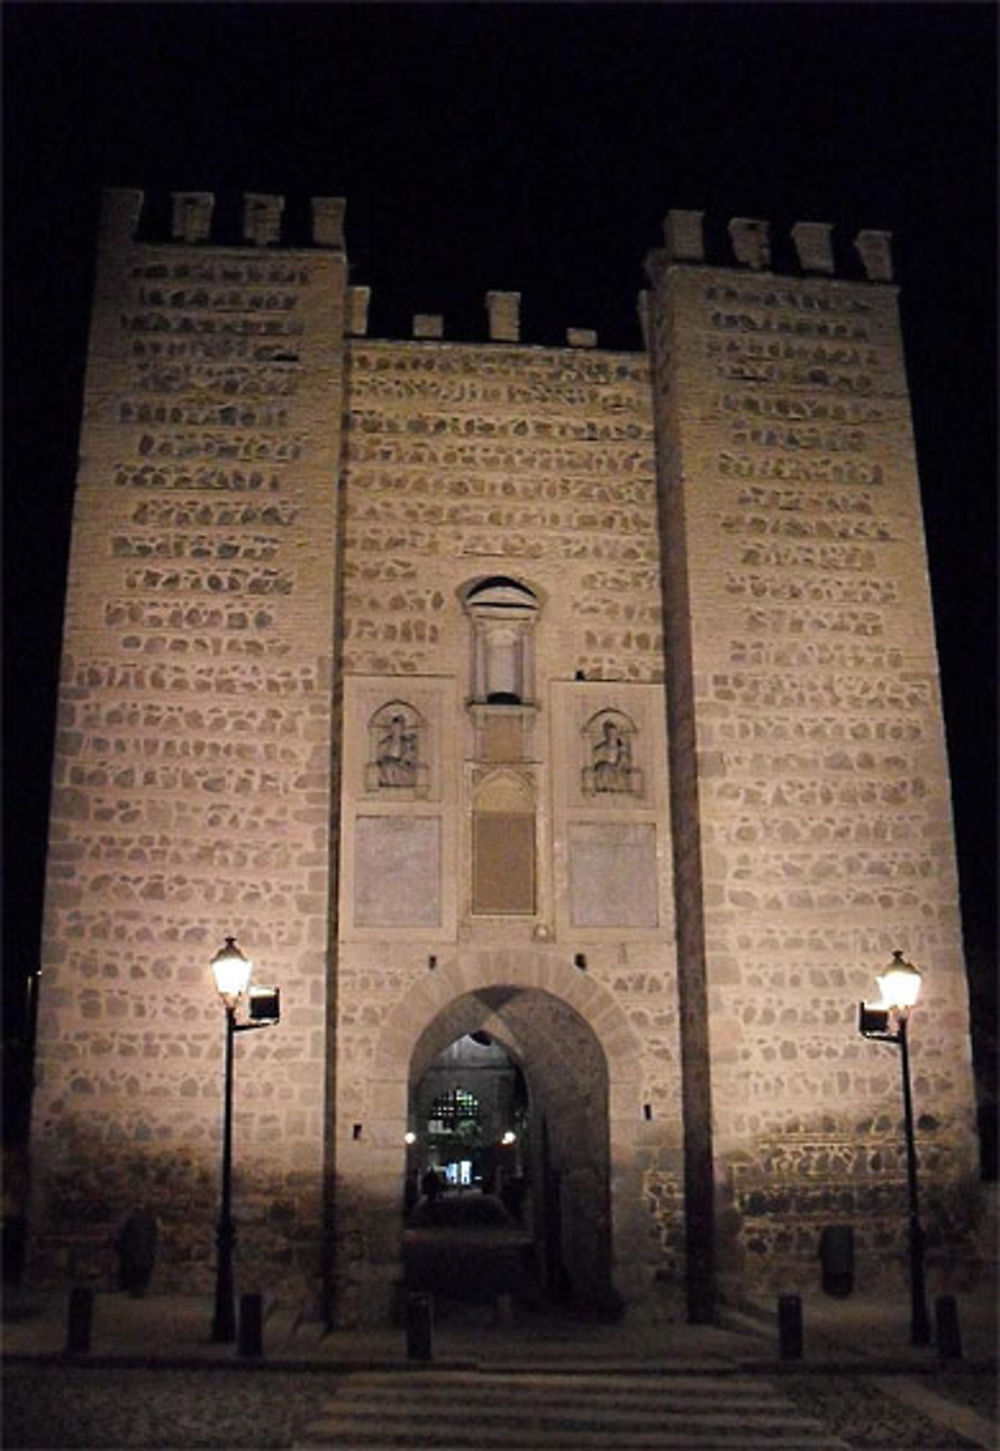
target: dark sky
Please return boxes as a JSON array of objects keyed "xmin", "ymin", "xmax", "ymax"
[{"xmin": 3, "ymin": 4, "xmax": 996, "ymax": 1039}]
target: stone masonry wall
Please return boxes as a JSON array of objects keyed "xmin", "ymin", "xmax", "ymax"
[
  {"xmin": 647, "ymin": 219, "xmax": 979, "ymax": 1296},
  {"xmin": 30, "ymin": 195, "xmax": 980, "ymax": 1319},
  {"xmin": 31, "ymin": 191, "xmax": 348, "ymax": 1297},
  {"xmin": 331, "ymin": 339, "xmax": 686, "ymax": 1318}
]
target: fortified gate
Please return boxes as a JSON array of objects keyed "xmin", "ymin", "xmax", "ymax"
[{"xmin": 28, "ymin": 190, "xmax": 980, "ymax": 1325}]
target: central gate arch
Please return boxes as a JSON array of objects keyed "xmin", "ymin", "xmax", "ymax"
[
  {"xmin": 409, "ymin": 985, "xmax": 611, "ymax": 1309},
  {"xmin": 340, "ymin": 953, "xmax": 645, "ymax": 1325}
]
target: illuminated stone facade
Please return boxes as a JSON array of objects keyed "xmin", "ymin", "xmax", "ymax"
[{"xmin": 29, "ymin": 191, "xmax": 980, "ymax": 1324}]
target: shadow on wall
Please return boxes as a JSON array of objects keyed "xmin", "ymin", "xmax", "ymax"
[
  {"xmin": 26, "ymin": 1129, "xmax": 324, "ymax": 1301},
  {"xmin": 715, "ymin": 1114, "xmax": 986, "ymax": 1301}
]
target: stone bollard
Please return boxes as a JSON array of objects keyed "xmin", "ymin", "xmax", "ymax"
[
  {"xmin": 818, "ymin": 1224, "xmax": 854, "ymax": 1298},
  {"xmin": 115, "ymin": 1207, "xmax": 158, "ymax": 1297},
  {"xmin": 238, "ymin": 1292, "xmax": 263, "ymax": 1359},
  {"xmin": 66, "ymin": 1286, "xmax": 94, "ymax": 1354},
  {"xmin": 406, "ymin": 1291, "xmax": 433, "ymax": 1361},
  {"xmin": 935, "ymin": 1294, "xmax": 963, "ymax": 1360},
  {"xmin": 778, "ymin": 1293, "xmax": 803, "ymax": 1360}
]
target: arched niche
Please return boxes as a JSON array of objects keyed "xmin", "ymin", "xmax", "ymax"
[{"xmin": 461, "ymin": 576, "xmax": 540, "ymax": 706}]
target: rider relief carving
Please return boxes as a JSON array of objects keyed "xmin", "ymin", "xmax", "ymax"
[
  {"xmin": 365, "ymin": 701, "xmax": 429, "ymax": 795},
  {"xmin": 582, "ymin": 710, "xmax": 642, "ymax": 797}
]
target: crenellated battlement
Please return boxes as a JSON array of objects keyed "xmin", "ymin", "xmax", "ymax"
[
  {"xmin": 101, "ymin": 187, "xmax": 347, "ymax": 251},
  {"xmin": 102, "ymin": 190, "xmax": 895, "ymax": 364},
  {"xmin": 653, "ymin": 207, "xmax": 894, "ymax": 283}
]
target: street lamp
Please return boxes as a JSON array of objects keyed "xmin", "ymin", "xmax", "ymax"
[
  {"xmin": 209, "ymin": 936, "xmax": 280, "ymax": 1343},
  {"xmin": 858, "ymin": 949, "xmax": 931, "ymax": 1346}
]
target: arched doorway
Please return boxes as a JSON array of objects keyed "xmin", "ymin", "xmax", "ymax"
[{"xmin": 404, "ymin": 986, "xmax": 615, "ymax": 1315}]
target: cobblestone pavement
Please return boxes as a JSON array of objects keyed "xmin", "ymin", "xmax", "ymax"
[
  {"xmin": 929, "ymin": 1371, "xmax": 999, "ymax": 1423},
  {"xmin": 3, "ymin": 1362, "xmax": 995, "ymax": 1449},
  {"xmin": 3, "ymin": 1365, "xmax": 336, "ymax": 1449},
  {"xmin": 780, "ymin": 1373, "xmax": 994, "ymax": 1449}
]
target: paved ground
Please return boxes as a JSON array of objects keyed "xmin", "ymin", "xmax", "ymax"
[
  {"xmin": 2, "ymin": 1284, "xmax": 996, "ymax": 1449},
  {"xmin": 294, "ymin": 1366, "xmax": 853, "ymax": 1448},
  {"xmin": 3, "ymin": 1360, "xmax": 995, "ymax": 1449}
]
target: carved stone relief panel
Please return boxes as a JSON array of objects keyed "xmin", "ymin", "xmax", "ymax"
[
  {"xmin": 365, "ymin": 700, "xmax": 429, "ymax": 796},
  {"xmin": 550, "ymin": 680, "xmax": 670, "ymax": 941},
  {"xmin": 339, "ymin": 675, "xmax": 458, "ymax": 940},
  {"xmin": 582, "ymin": 709, "xmax": 643, "ymax": 798}
]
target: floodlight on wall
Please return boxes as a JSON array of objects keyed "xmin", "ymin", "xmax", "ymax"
[{"xmin": 248, "ymin": 987, "xmax": 281, "ymax": 1024}]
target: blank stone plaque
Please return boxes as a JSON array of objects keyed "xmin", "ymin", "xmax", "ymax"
[
  {"xmin": 568, "ymin": 822, "xmax": 658, "ymax": 927},
  {"xmin": 473, "ymin": 813, "xmax": 535, "ymax": 914},
  {"xmin": 355, "ymin": 816, "xmax": 441, "ymax": 927}
]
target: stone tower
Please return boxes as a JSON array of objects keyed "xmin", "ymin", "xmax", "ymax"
[{"xmin": 29, "ymin": 191, "xmax": 979, "ymax": 1325}]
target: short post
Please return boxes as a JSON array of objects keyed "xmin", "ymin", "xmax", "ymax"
[
  {"xmin": 238, "ymin": 1292, "xmax": 264, "ymax": 1358},
  {"xmin": 935, "ymin": 1294, "xmax": 963, "ymax": 1360},
  {"xmin": 778, "ymin": 1293, "xmax": 803, "ymax": 1360},
  {"xmin": 66, "ymin": 1286, "xmax": 94, "ymax": 1354},
  {"xmin": 495, "ymin": 1291, "xmax": 514, "ymax": 1326},
  {"xmin": 406, "ymin": 1290, "xmax": 433, "ymax": 1361}
]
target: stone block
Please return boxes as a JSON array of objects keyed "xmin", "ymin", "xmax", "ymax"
[
  {"xmin": 854, "ymin": 228, "xmax": 894, "ymax": 282},
  {"xmin": 486, "ymin": 290, "xmax": 520, "ymax": 342},
  {"xmin": 311, "ymin": 196, "xmax": 346, "ymax": 249},
  {"xmin": 728, "ymin": 217, "xmax": 771, "ymax": 270},
  {"xmin": 791, "ymin": 220, "xmax": 834, "ymax": 274},
  {"xmin": 413, "ymin": 314, "xmax": 443, "ymax": 338},
  {"xmin": 170, "ymin": 192, "xmax": 214, "ymax": 244},
  {"xmin": 663, "ymin": 209, "xmax": 705, "ymax": 262},
  {"xmin": 349, "ymin": 285, "xmax": 372, "ymax": 336},
  {"xmin": 243, "ymin": 192, "xmax": 285, "ymax": 247}
]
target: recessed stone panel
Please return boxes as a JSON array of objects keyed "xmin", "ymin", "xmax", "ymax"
[
  {"xmin": 354, "ymin": 816, "xmax": 441, "ymax": 927},
  {"xmin": 568, "ymin": 822, "xmax": 658, "ymax": 927}
]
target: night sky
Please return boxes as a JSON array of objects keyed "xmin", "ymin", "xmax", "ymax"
[{"xmin": 4, "ymin": 5, "xmax": 996, "ymax": 1048}]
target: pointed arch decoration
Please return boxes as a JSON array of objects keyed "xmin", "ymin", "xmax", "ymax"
[{"xmin": 471, "ymin": 766, "xmax": 536, "ymax": 915}]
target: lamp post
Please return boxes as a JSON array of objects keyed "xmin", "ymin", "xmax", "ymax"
[
  {"xmin": 209, "ymin": 936, "xmax": 280, "ymax": 1343},
  {"xmin": 858, "ymin": 949, "xmax": 931, "ymax": 1347}
]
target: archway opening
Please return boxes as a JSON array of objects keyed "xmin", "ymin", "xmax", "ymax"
[
  {"xmin": 402, "ymin": 986, "xmax": 616, "ymax": 1317},
  {"xmin": 409, "ymin": 1032, "xmax": 528, "ymax": 1199}
]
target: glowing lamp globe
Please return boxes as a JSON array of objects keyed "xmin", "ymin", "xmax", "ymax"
[
  {"xmin": 876, "ymin": 950, "xmax": 923, "ymax": 1011},
  {"xmin": 211, "ymin": 936, "xmax": 253, "ymax": 1006}
]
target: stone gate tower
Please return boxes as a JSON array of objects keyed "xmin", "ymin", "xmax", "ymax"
[{"xmin": 29, "ymin": 190, "xmax": 980, "ymax": 1324}]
